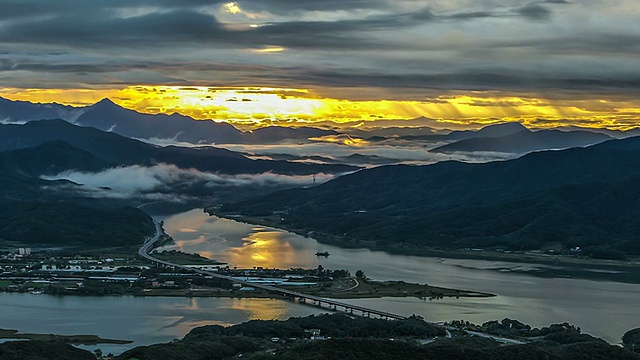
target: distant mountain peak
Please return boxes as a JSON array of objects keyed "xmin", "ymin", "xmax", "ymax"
[
  {"xmin": 92, "ymin": 98, "xmax": 123, "ymax": 110},
  {"xmin": 476, "ymin": 122, "xmax": 530, "ymax": 137}
]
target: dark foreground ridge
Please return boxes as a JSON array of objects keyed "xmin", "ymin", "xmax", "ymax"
[{"xmin": 5, "ymin": 314, "xmax": 636, "ymax": 360}]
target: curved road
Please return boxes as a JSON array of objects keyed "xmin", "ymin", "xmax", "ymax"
[
  {"xmin": 139, "ymin": 220, "xmax": 526, "ymax": 344},
  {"xmin": 139, "ymin": 221, "xmax": 406, "ymax": 320}
]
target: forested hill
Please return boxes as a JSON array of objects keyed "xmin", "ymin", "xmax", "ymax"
[
  {"xmin": 0, "ymin": 120, "xmax": 356, "ymax": 175},
  {"xmin": 0, "ymin": 201, "xmax": 155, "ymax": 248},
  {"xmin": 118, "ymin": 314, "xmax": 638, "ymax": 360},
  {"xmin": 222, "ymin": 137, "xmax": 640, "ymax": 256}
]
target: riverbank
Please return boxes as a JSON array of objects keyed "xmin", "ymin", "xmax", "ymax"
[
  {"xmin": 209, "ymin": 212, "xmax": 640, "ymax": 283},
  {"xmin": 0, "ymin": 329, "xmax": 132, "ymax": 345},
  {"xmin": 152, "ymin": 249, "xmax": 226, "ymax": 266},
  {"xmin": 137, "ymin": 276, "xmax": 495, "ymax": 300}
]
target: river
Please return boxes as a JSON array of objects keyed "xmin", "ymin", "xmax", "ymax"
[
  {"xmin": 1, "ymin": 208, "xmax": 639, "ymax": 354},
  {"xmin": 155, "ymin": 209, "xmax": 640, "ymax": 344}
]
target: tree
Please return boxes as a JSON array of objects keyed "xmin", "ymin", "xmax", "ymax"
[{"xmin": 355, "ymin": 270, "xmax": 366, "ymax": 280}]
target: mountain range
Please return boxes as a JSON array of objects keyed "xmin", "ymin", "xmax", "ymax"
[
  {"xmin": 0, "ymin": 120, "xmax": 355, "ymax": 176},
  {"xmin": 0, "ymin": 119, "xmax": 353, "ymax": 248},
  {"xmin": 429, "ymin": 122, "xmax": 612, "ymax": 153},
  {"xmin": 4, "ymin": 96, "xmax": 640, "ymax": 254},
  {"xmin": 221, "ymin": 136, "xmax": 640, "ymax": 257},
  {"xmin": 0, "ymin": 97, "xmax": 338, "ymax": 144},
  {"xmin": 0, "ymin": 96, "xmax": 85, "ymax": 123},
  {"xmin": 3, "ymin": 97, "xmax": 639, "ymax": 152}
]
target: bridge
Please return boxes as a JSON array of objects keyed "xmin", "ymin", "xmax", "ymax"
[
  {"xmin": 138, "ymin": 220, "xmax": 529, "ymax": 345},
  {"xmin": 139, "ymin": 221, "xmax": 407, "ymax": 320}
]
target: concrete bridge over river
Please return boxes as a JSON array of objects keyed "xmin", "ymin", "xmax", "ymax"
[
  {"xmin": 138, "ymin": 221, "xmax": 407, "ymax": 320},
  {"xmin": 138, "ymin": 220, "xmax": 526, "ymax": 345}
]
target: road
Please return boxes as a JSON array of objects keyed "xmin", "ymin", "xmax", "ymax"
[
  {"xmin": 139, "ymin": 220, "xmax": 527, "ymax": 344},
  {"xmin": 138, "ymin": 221, "xmax": 406, "ymax": 320}
]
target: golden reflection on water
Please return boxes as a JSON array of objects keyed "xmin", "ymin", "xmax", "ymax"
[
  {"xmin": 159, "ymin": 211, "xmax": 317, "ymax": 269},
  {"xmin": 228, "ymin": 231, "xmax": 299, "ymax": 269},
  {"xmin": 162, "ymin": 211, "xmax": 210, "ymax": 235},
  {"xmin": 229, "ymin": 298, "xmax": 289, "ymax": 320},
  {"xmin": 171, "ymin": 236, "xmax": 208, "ymax": 253}
]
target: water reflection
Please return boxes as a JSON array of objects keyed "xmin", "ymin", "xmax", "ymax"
[
  {"xmin": 158, "ymin": 210, "xmax": 321, "ymax": 269},
  {"xmin": 0, "ymin": 293, "xmax": 326, "ymax": 356},
  {"xmin": 230, "ymin": 298, "xmax": 296, "ymax": 321},
  {"xmin": 157, "ymin": 209, "xmax": 640, "ymax": 344}
]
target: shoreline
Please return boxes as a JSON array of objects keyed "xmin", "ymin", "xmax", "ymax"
[
  {"xmin": 0, "ymin": 329, "xmax": 132, "ymax": 345},
  {"xmin": 208, "ymin": 212, "xmax": 640, "ymax": 276},
  {"xmin": 0, "ymin": 277, "xmax": 496, "ymax": 301}
]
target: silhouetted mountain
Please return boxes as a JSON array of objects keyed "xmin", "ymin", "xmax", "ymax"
[
  {"xmin": 0, "ymin": 120, "xmax": 356, "ymax": 175},
  {"xmin": 432, "ymin": 129, "xmax": 611, "ymax": 154},
  {"xmin": 0, "ymin": 96, "xmax": 347, "ymax": 144},
  {"xmin": 0, "ymin": 96, "xmax": 85, "ymax": 123},
  {"xmin": 223, "ymin": 137, "xmax": 640, "ymax": 254},
  {"xmin": 556, "ymin": 126, "xmax": 640, "ymax": 139},
  {"xmin": 247, "ymin": 126, "xmax": 338, "ymax": 143},
  {"xmin": 340, "ymin": 153, "xmax": 398, "ymax": 165},
  {"xmin": 76, "ymin": 98, "xmax": 244, "ymax": 144},
  {"xmin": 448, "ymin": 122, "xmax": 530, "ymax": 140},
  {"xmin": 347, "ymin": 126, "xmax": 440, "ymax": 138},
  {"xmin": 394, "ymin": 122, "xmax": 532, "ymax": 142},
  {"xmin": 0, "ymin": 141, "xmax": 113, "ymax": 176}
]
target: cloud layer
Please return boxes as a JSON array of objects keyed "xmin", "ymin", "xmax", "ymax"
[
  {"xmin": 0, "ymin": 0, "xmax": 638, "ymax": 100},
  {"xmin": 42, "ymin": 163, "xmax": 339, "ymax": 200}
]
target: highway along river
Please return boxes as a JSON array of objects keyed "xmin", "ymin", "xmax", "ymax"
[
  {"xmin": 156, "ymin": 209, "xmax": 640, "ymax": 345},
  {"xmin": 1, "ymin": 208, "xmax": 639, "ymax": 355}
]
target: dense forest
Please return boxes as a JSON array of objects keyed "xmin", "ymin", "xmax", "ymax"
[
  {"xmin": 223, "ymin": 137, "xmax": 640, "ymax": 257},
  {"xmin": 0, "ymin": 341, "xmax": 94, "ymax": 360},
  {"xmin": 1, "ymin": 307, "xmax": 639, "ymax": 359},
  {"xmin": 0, "ymin": 201, "xmax": 154, "ymax": 247},
  {"xmin": 116, "ymin": 314, "xmax": 639, "ymax": 360}
]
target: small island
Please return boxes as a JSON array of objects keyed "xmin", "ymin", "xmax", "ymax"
[{"xmin": 0, "ymin": 328, "xmax": 132, "ymax": 345}]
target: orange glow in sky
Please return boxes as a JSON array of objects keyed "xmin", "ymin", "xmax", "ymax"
[{"xmin": 1, "ymin": 86, "xmax": 639, "ymax": 130}]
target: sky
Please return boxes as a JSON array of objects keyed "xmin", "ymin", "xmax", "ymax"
[{"xmin": 0, "ymin": 0, "xmax": 639, "ymax": 129}]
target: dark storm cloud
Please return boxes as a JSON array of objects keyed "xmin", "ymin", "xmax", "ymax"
[
  {"xmin": 0, "ymin": 9, "xmax": 225, "ymax": 47},
  {"xmin": 251, "ymin": 68, "xmax": 640, "ymax": 94},
  {"xmin": 0, "ymin": 8, "xmax": 375, "ymax": 51},
  {"xmin": 0, "ymin": 2, "xmax": 60, "ymax": 20},
  {"xmin": 0, "ymin": 2, "xmax": 559, "ymax": 50},
  {"xmin": 3, "ymin": 57, "xmax": 640, "ymax": 96},
  {"xmin": 514, "ymin": 4, "xmax": 552, "ymax": 20},
  {"xmin": 494, "ymin": 33, "xmax": 640, "ymax": 56},
  {"xmin": 235, "ymin": 0, "xmax": 390, "ymax": 14},
  {"xmin": 0, "ymin": 0, "xmax": 638, "ymax": 98},
  {"xmin": 123, "ymin": 0, "xmax": 390, "ymax": 14},
  {"xmin": 0, "ymin": 0, "xmax": 388, "ymax": 23}
]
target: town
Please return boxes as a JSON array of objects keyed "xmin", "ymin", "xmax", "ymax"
[{"xmin": 0, "ymin": 248, "xmax": 493, "ymax": 300}]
